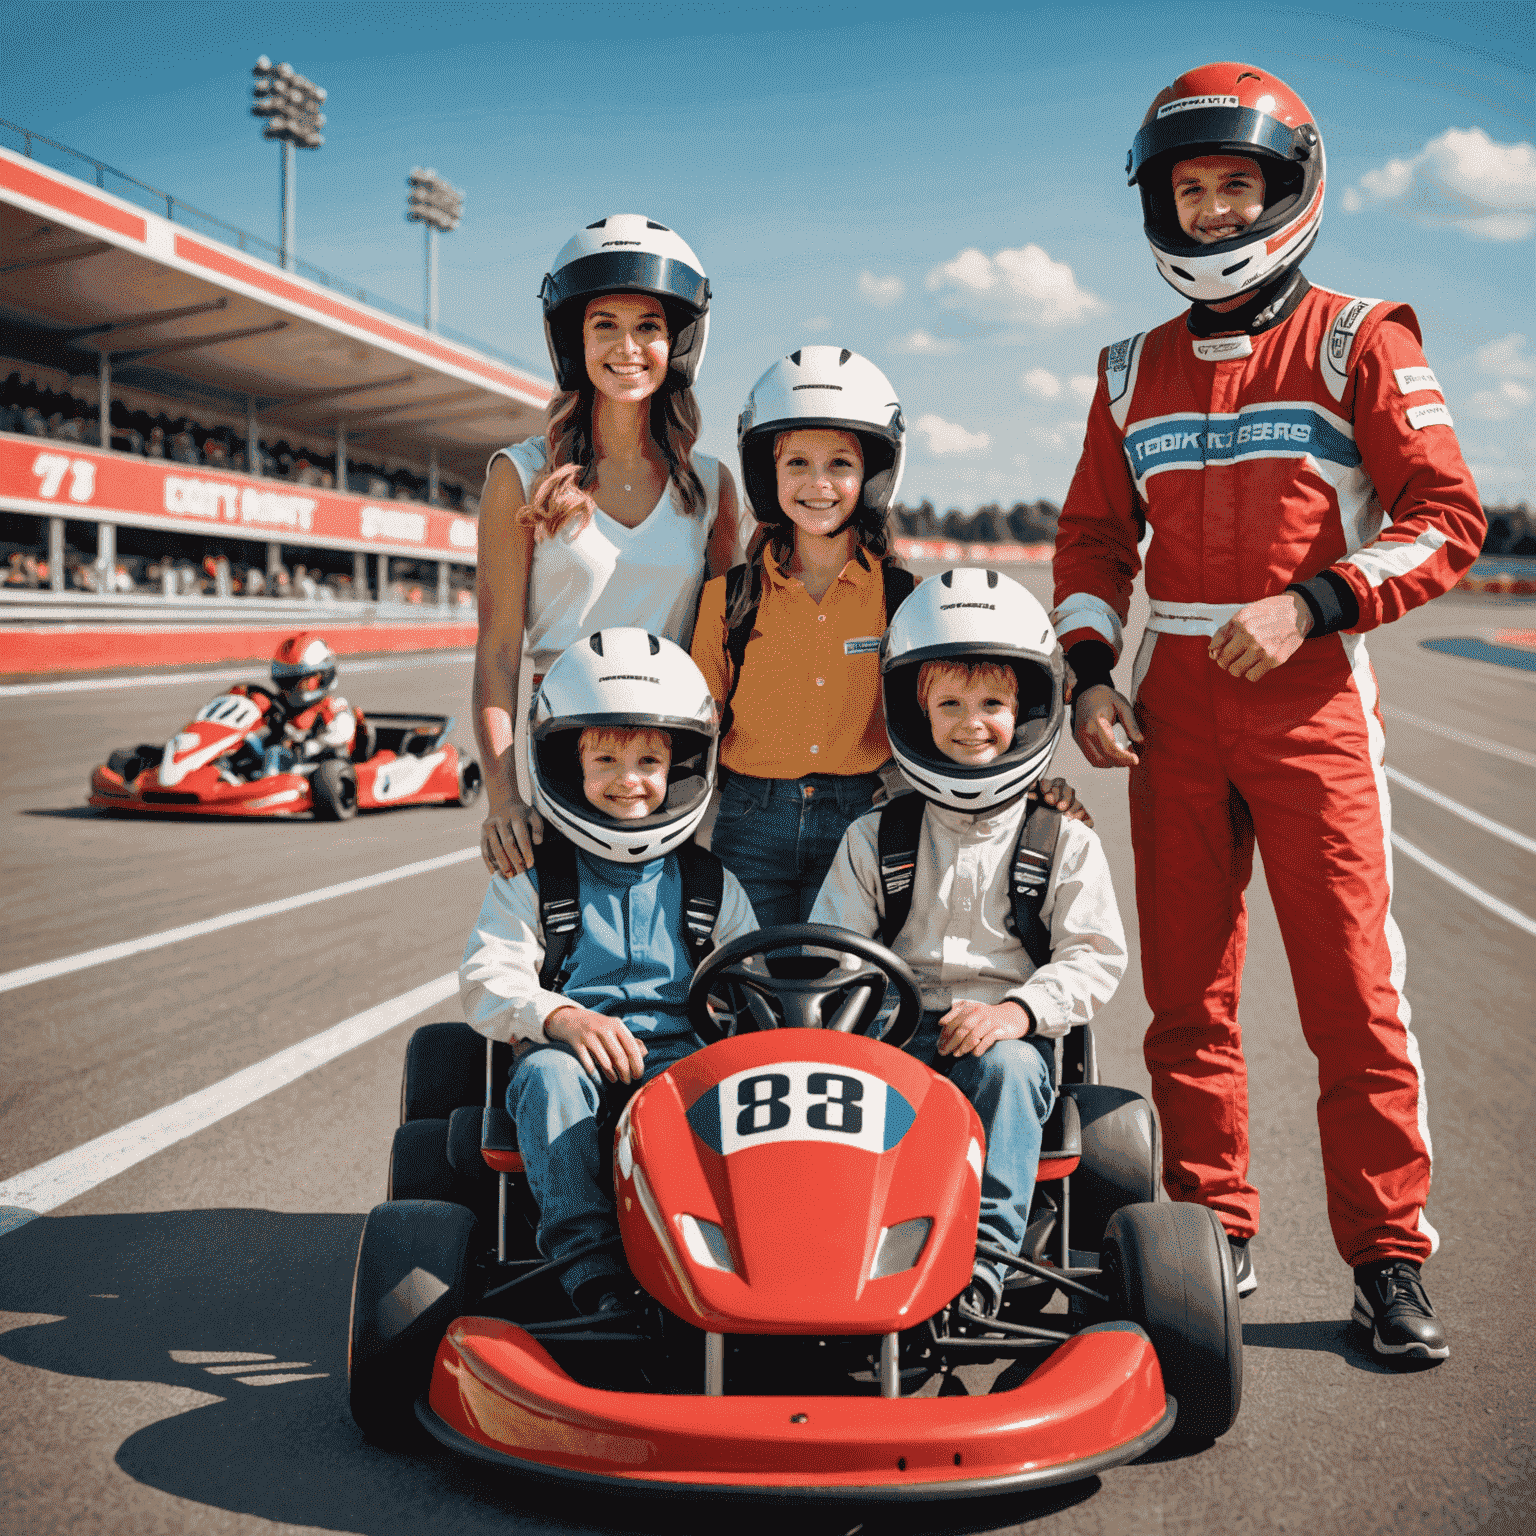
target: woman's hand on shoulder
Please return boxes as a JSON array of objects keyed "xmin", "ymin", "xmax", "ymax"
[{"xmin": 482, "ymin": 799, "xmax": 544, "ymax": 877}]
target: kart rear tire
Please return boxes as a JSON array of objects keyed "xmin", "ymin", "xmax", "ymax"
[
  {"xmin": 311, "ymin": 758, "xmax": 358, "ymax": 821},
  {"xmin": 1103, "ymin": 1201, "xmax": 1242, "ymax": 1440},
  {"xmin": 455, "ymin": 757, "xmax": 483, "ymax": 808},
  {"xmin": 1067, "ymin": 1085, "xmax": 1160, "ymax": 1253},
  {"xmin": 348, "ymin": 1199, "xmax": 475, "ymax": 1446},
  {"xmin": 387, "ymin": 1120, "xmax": 456, "ymax": 1202},
  {"xmin": 400, "ymin": 1021, "xmax": 486, "ymax": 1123}
]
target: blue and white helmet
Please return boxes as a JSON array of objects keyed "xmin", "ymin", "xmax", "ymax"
[
  {"xmin": 539, "ymin": 215, "xmax": 711, "ymax": 392},
  {"xmin": 880, "ymin": 569, "xmax": 1065, "ymax": 813},
  {"xmin": 528, "ymin": 628, "xmax": 718, "ymax": 862}
]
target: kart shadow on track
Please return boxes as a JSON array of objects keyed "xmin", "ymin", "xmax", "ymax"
[{"xmin": 0, "ymin": 1208, "xmax": 1101, "ymax": 1534}]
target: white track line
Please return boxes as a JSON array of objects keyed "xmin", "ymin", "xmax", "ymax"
[
  {"xmin": 1383, "ymin": 705, "xmax": 1536, "ymax": 770},
  {"xmin": 0, "ymin": 846, "xmax": 479, "ymax": 996},
  {"xmin": 0, "ymin": 972, "xmax": 458, "ymax": 1228},
  {"xmin": 1386, "ymin": 767, "xmax": 1536, "ymax": 855},
  {"xmin": 0, "ymin": 649, "xmax": 475, "ymax": 699},
  {"xmin": 1392, "ymin": 834, "xmax": 1536, "ymax": 936}
]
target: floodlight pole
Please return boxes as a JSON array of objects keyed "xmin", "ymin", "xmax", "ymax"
[
  {"xmin": 281, "ymin": 139, "xmax": 296, "ymax": 272},
  {"xmin": 425, "ymin": 224, "xmax": 439, "ymax": 333},
  {"xmin": 407, "ymin": 167, "xmax": 463, "ymax": 334}
]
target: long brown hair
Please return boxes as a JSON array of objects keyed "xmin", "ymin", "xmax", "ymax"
[{"xmin": 518, "ymin": 381, "xmax": 707, "ymax": 540}]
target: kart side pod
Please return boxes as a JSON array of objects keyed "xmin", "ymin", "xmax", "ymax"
[{"xmin": 613, "ymin": 1030, "xmax": 984, "ymax": 1335}]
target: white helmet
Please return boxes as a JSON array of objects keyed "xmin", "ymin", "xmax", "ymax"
[
  {"xmin": 881, "ymin": 569, "xmax": 1065, "ymax": 813},
  {"xmin": 539, "ymin": 215, "xmax": 711, "ymax": 392},
  {"xmin": 528, "ymin": 628, "xmax": 718, "ymax": 862},
  {"xmin": 1128, "ymin": 62, "xmax": 1326, "ymax": 306},
  {"xmin": 737, "ymin": 346, "xmax": 905, "ymax": 531}
]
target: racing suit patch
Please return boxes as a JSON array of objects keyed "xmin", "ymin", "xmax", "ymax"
[
  {"xmin": 1122, "ymin": 404, "xmax": 1360, "ymax": 483},
  {"xmin": 1192, "ymin": 335, "xmax": 1253, "ymax": 362},
  {"xmin": 1394, "ymin": 366, "xmax": 1441, "ymax": 396},
  {"xmin": 1405, "ymin": 401, "xmax": 1454, "ymax": 431},
  {"xmin": 1319, "ymin": 295, "xmax": 1382, "ymax": 402}
]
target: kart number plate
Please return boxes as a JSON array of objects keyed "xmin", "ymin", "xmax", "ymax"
[
  {"xmin": 194, "ymin": 694, "xmax": 262, "ymax": 731},
  {"xmin": 686, "ymin": 1062, "xmax": 915, "ymax": 1158}
]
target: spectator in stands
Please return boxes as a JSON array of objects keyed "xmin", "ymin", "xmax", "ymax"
[
  {"xmin": 204, "ymin": 435, "xmax": 230, "ymax": 467},
  {"xmin": 146, "ymin": 424, "xmax": 166, "ymax": 458},
  {"xmin": 244, "ymin": 566, "xmax": 267, "ymax": 597},
  {"xmin": 169, "ymin": 423, "xmax": 199, "ymax": 464},
  {"xmin": 18, "ymin": 406, "xmax": 47, "ymax": 437}
]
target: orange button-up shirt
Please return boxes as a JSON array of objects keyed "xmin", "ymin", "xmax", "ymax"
[{"xmin": 691, "ymin": 550, "xmax": 895, "ymax": 779}]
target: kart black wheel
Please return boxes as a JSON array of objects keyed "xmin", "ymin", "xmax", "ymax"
[
  {"xmin": 311, "ymin": 758, "xmax": 358, "ymax": 820},
  {"xmin": 1067, "ymin": 1085, "xmax": 1160, "ymax": 1253},
  {"xmin": 387, "ymin": 1120, "xmax": 456, "ymax": 1202},
  {"xmin": 454, "ymin": 757, "xmax": 483, "ymax": 808},
  {"xmin": 400, "ymin": 1021, "xmax": 486, "ymax": 1123},
  {"xmin": 1103, "ymin": 1201, "xmax": 1242, "ymax": 1440},
  {"xmin": 348, "ymin": 1199, "xmax": 475, "ymax": 1446}
]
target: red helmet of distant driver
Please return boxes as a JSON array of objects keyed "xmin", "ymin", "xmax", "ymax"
[
  {"xmin": 1128, "ymin": 62, "xmax": 1326, "ymax": 305},
  {"xmin": 271, "ymin": 632, "xmax": 337, "ymax": 707}
]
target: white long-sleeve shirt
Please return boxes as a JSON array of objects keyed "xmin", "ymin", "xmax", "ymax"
[{"xmin": 809, "ymin": 796, "xmax": 1127, "ymax": 1039}]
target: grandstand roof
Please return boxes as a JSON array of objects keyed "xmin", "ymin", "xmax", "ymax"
[{"xmin": 0, "ymin": 144, "xmax": 553, "ymax": 488}]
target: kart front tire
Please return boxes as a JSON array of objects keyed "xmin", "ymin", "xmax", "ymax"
[
  {"xmin": 311, "ymin": 758, "xmax": 358, "ymax": 820},
  {"xmin": 455, "ymin": 757, "xmax": 483, "ymax": 808},
  {"xmin": 1067, "ymin": 1085, "xmax": 1160, "ymax": 1253},
  {"xmin": 348, "ymin": 1199, "xmax": 475, "ymax": 1446},
  {"xmin": 400, "ymin": 1021, "xmax": 486, "ymax": 1123},
  {"xmin": 1103, "ymin": 1201, "xmax": 1242, "ymax": 1440}
]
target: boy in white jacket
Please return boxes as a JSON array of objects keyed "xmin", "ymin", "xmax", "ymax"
[{"xmin": 810, "ymin": 569, "xmax": 1126, "ymax": 1317}]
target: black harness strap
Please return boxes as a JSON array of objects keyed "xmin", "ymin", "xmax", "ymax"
[
  {"xmin": 875, "ymin": 794, "xmax": 1063, "ymax": 969},
  {"xmin": 536, "ymin": 830, "xmax": 728, "ymax": 993},
  {"xmin": 719, "ymin": 558, "xmax": 916, "ymax": 739}
]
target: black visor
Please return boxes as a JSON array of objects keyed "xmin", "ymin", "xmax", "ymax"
[
  {"xmin": 1130, "ymin": 105, "xmax": 1311, "ymax": 186},
  {"xmin": 541, "ymin": 252, "xmax": 709, "ymax": 320}
]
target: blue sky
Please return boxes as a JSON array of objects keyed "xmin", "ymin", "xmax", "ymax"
[{"xmin": 5, "ymin": 0, "xmax": 1532, "ymax": 506}]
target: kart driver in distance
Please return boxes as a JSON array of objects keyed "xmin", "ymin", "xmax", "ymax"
[
  {"xmin": 1053, "ymin": 61, "xmax": 1484, "ymax": 1361},
  {"xmin": 224, "ymin": 632, "xmax": 358, "ymax": 781}
]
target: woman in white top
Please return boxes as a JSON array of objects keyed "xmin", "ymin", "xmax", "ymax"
[{"xmin": 474, "ymin": 215, "xmax": 741, "ymax": 877}]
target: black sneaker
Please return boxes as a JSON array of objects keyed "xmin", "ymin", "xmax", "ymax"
[
  {"xmin": 956, "ymin": 1266, "xmax": 1004, "ymax": 1328},
  {"xmin": 1229, "ymin": 1236, "xmax": 1258, "ymax": 1298},
  {"xmin": 1352, "ymin": 1260, "xmax": 1449, "ymax": 1361}
]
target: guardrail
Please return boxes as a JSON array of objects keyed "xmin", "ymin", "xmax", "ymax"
[{"xmin": 0, "ymin": 588, "xmax": 475, "ymax": 626}]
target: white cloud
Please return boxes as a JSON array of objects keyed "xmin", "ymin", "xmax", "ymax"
[
  {"xmin": 926, "ymin": 243, "xmax": 1104, "ymax": 326},
  {"xmin": 858, "ymin": 271, "xmax": 905, "ymax": 307},
  {"xmin": 1020, "ymin": 367, "xmax": 1062, "ymax": 399},
  {"xmin": 1343, "ymin": 127, "xmax": 1536, "ymax": 241},
  {"xmin": 913, "ymin": 413, "xmax": 991, "ymax": 455},
  {"xmin": 1467, "ymin": 380, "xmax": 1534, "ymax": 421},
  {"xmin": 1476, "ymin": 332, "xmax": 1535, "ymax": 379},
  {"xmin": 799, "ymin": 315, "xmax": 832, "ymax": 333},
  {"xmin": 1068, "ymin": 374, "xmax": 1097, "ymax": 405},
  {"xmin": 892, "ymin": 329, "xmax": 958, "ymax": 355}
]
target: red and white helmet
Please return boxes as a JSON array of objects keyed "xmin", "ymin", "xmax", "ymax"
[
  {"xmin": 1128, "ymin": 62, "xmax": 1325, "ymax": 304},
  {"xmin": 271, "ymin": 632, "xmax": 337, "ymax": 707}
]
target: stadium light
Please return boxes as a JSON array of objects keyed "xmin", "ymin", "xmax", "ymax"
[
  {"xmin": 406, "ymin": 168, "xmax": 464, "ymax": 333},
  {"xmin": 251, "ymin": 56, "xmax": 327, "ymax": 272}
]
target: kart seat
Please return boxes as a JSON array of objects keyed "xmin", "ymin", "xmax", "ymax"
[
  {"xmin": 480, "ymin": 1105, "xmax": 524, "ymax": 1173},
  {"xmin": 1035, "ymin": 1090, "xmax": 1081, "ymax": 1183}
]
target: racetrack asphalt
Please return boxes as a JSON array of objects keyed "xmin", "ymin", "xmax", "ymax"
[{"xmin": 0, "ymin": 573, "xmax": 1531, "ymax": 1536}]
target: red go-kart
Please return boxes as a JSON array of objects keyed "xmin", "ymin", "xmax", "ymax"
[
  {"xmin": 348, "ymin": 926, "xmax": 1241, "ymax": 1500},
  {"xmin": 88, "ymin": 686, "xmax": 481, "ymax": 820}
]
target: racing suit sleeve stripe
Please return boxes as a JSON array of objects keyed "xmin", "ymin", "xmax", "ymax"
[
  {"xmin": 1329, "ymin": 314, "xmax": 1485, "ymax": 631},
  {"xmin": 1052, "ymin": 354, "xmax": 1143, "ymax": 663}
]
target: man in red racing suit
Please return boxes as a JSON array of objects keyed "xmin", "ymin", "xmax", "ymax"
[
  {"xmin": 227, "ymin": 632, "xmax": 358, "ymax": 778},
  {"xmin": 1053, "ymin": 62, "xmax": 1483, "ymax": 1361}
]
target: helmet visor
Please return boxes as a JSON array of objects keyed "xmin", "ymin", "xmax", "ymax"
[
  {"xmin": 542, "ymin": 251, "xmax": 709, "ymax": 320},
  {"xmin": 1130, "ymin": 105, "xmax": 1306, "ymax": 185}
]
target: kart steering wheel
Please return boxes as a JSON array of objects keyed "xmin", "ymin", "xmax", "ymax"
[{"xmin": 687, "ymin": 923, "xmax": 924, "ymax": 1050}]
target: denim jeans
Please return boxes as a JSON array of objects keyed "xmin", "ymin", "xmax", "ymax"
[
  {"xmin": 710, "ymin": 769, "xmax": 883, "ymax": 928},
  {"xmin": 508, "ymin": 1031, "xmax": 702, "ymax": 1299},
  {"xmin": 908, "ymin": 1010, "xmax": 1056, "ymax": 1289}
]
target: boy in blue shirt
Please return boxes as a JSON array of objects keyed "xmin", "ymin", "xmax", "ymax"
[{"xmin": 460, "ymin": 629, "xmax": 757, "ymax": 1315}]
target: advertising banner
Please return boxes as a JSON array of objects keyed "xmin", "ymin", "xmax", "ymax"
[{"xmin": 1, "ymin": 434, "xmax": 479, "ymax": 561}]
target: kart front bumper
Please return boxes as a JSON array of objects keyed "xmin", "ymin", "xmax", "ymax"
[
  {"xmin": 89, "ymin": 766, "xmax": 314, "ymax": 817},
  {"xmin": 421, "ymin": 1316, "xmax": 1173, "ymax": 1499}
]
